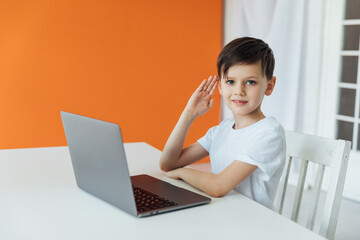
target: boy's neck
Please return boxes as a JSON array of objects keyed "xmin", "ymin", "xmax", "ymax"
[{"xmin": 232, "ymin": 110, "xmax": 265, "ymax": 130}]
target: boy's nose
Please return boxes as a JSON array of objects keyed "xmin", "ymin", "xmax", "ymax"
[{"xmin": 235, "ymin": 86, "xmax": 246, "ymax": 96}]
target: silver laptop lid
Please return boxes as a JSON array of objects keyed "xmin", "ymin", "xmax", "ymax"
[{"xmin": 61, "ymin": 111, "xmax": 137, "ymax": 216}]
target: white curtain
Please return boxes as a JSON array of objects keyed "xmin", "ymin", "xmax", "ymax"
[
  {"xmin": 222, "ymin": 0, "xmax": 307, "ymax": 131},
  {"xmin": 223, "ymin": 0, "xmax": 327, "ymax": 187}
]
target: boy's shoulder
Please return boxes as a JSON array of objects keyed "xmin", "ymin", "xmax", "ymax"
[
  {"xmin": 253, "ymin": 117, "xmax": 284, "ymax": 134},
  {"xmin": 250, "ymin": 117, "xmax": 285, "ymax": 144},
  {"xmin": 259, "ymin": 117, "xmax": 283, "ymax": 130},
  {"xmin": 238, "ymin": 117, "xmax": 284, "ymax": 139}
]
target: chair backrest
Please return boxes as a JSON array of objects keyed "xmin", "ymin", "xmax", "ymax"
[{"xmin": 276, "ymin": 131, "xmax": 351, "ymax": 240}]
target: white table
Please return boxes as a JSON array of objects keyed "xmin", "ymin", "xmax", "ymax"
[{"xmin": 0, "ymin": 143, "xmax": 325, "ymax": 240}]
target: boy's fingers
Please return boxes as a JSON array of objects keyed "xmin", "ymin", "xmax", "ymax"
[
  {"xmin": 204, "ymin": 75, "xmax": 216, "ymax": 92},
  {"xmin": 203, "ymin": 75, "xmax": 213, "ymax": 91},
  {"xmin": 209, "ymin": 80, "xmax": 218, "ymax": 96},
  {"xmin": 207, "ymin": 77, "xmax": 217, "ymax": 92},
  {"xmin": 196, "ymin": 80, "xmax": 207, "ymax": 92},
  {"xmin": 207, "ymin": 76, "xmax": 217, "ymax": 92},
  {"xmin": 197, "ymin": 75, "xmax": 216, "ymax": 93}
]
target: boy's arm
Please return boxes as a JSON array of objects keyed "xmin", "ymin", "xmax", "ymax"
[
  {"xmin": 164, "ymin": 161, "xmax": 257, "ymax": 197},
  {"xmin": 159, "ymin": 76, "xmax": 218, "ymax": 172}
]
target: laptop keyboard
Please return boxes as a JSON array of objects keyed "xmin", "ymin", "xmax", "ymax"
[{"xmin": 133, "ymin": 187, "xmax": 178, "ymax": 213}]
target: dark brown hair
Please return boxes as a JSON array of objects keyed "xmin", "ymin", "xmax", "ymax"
[{"xmin": 217, "ymin": 37, "xmax": 275, "ymax": 80}]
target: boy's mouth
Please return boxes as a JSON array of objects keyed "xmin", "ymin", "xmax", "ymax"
[{"xmin": 232, "ymin": 100, "xmax": 248, "ymax": 106}]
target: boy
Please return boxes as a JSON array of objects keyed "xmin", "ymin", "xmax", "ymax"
[{"xmin": 159, "ymin": 37, "xmax": 286, "ymax": 210}]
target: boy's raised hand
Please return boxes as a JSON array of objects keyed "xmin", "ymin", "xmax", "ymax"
[{"xmin": 184, "ymin": 75, "xmax": 218, "ymax": 118}]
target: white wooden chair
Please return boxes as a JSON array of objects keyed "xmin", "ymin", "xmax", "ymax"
[{"xmin": 276, "ymin": 131, "xmax": 351, "ymax": 240}]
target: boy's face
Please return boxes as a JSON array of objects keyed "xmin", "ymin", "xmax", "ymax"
[{"xmin": 218, "ymin": 61, "xmax": 276, "ymax": 120}]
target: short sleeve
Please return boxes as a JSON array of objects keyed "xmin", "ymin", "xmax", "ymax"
[
  {"xmin": 197, "ymin": 126, "xmax": 218, "ymax": 152},
  {"xmin": 234, "ymin": 129, "xmax": 285, "ymax": 181}
]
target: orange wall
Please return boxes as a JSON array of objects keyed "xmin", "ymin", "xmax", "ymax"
[{"xmin": 0, "ymin": 0, "xmax": 222, "ymax": 156}]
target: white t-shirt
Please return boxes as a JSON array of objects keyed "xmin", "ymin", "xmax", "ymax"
[{"xmin": 197, "ymin": 117, "xmax": 286, "ymax": 209}]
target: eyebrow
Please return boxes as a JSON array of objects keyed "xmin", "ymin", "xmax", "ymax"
[{"xmin": 227, "ymin": 75, "xmax": 259, "ymax": 79}]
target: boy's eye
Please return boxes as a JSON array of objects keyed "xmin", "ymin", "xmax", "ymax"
[
  {"xmin": 246, "ymin": 80, "xmax": 256, "ymax": 85},
  {"xmin": 226, "ymin": 80, "xmax": 235, "ymax": 85}
]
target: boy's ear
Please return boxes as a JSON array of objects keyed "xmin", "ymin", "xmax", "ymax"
[
  {"xmin": 218, "ymin": 79, "xmax": 222, "ymax": 95},
  {"xmin": 265, "ymin": 76, "xmax": 276, "ymax": 96}
]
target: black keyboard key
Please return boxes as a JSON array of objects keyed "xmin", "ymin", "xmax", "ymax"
[{"xmin": 133, "ymin": 187, "xmax": 178, "ymax": 213}]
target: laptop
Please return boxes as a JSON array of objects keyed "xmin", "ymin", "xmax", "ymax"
[{"xmin": 60, "ymin": 111, "xmax": 211, "ymax": 217}]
